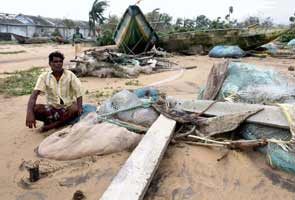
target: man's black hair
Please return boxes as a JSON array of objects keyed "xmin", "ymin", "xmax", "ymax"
[{"xmin": 49, "ymin": 51, "xmax": 65, "ymax": 62}]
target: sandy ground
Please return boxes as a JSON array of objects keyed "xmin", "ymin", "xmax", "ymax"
[{"xmin": 1, "ymin": 44, "xmax": 295, "ymax": 200}]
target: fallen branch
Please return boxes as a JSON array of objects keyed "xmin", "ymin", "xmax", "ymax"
[
  {"xmin": 152, "ymin": 100, "xmax": 216, "ymax": 124},
  {"xmin": 180, "ymin": 141, "xmax": 224, "ymax": 148},
  {"xmin": 70, "ymin": 60, "xmax": 89, "ymax": 64},
  {"xmin": 185, "ymin": 135, "xmax": 268, "ymax": 150},
  {"xmin": 174, "ymin": 125, "xmax": 196, "ymax": 139}
]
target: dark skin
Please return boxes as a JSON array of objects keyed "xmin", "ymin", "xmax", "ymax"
[{"xmin": 25, "ymin": 56, "xmax": 83, "ymax": 132}]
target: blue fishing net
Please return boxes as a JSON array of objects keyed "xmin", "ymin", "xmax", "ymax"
[
  {"xmin": 261, "ymin": 43, "xmax": 278, "ymax": 54},
  {"xmin": 200, "ymin": 62, "xmax": 295, "ymax": 174},
  {"xmin": 287, "ymin": 39, "xmax": 295, "ymax": 46},
  {"xmin": 208, "ymin": 45, "xmax": 245, "ymax": 58},
  {"xmin": 133, "ymin": 87, "xmax": 159, "ymax": 102},
  {"xmin": 216, "ymin": 62, "xmax": 295, "ymax": 104},
  {"xmin": 68, "ymin": 104, "xmax": 97, "ymax": 125}
]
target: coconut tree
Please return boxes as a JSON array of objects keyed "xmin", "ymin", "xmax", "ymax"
[{"xmin": 89, "ymin": 0, "xmax": 109, "ymax": 37}]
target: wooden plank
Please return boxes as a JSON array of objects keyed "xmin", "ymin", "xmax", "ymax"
[
  {"xmin": 100, "ymin": 115, "xmax": 176, "ymax": 200},
  {"xmin": 203, "ymin": 61, "xmax": 228, "ymax": 100},
  {"xmin": 173, "ymin": 99, "xmax": 289, "ymax": 129}
]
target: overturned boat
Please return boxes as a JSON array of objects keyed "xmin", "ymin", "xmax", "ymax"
[
  {"xmin": 157, "ymin": 28, "xmax": 288, "ymax": 53},
  {"xmin": 13, "ymin": 34, "xmax": 51, "ymax": 44},
  {"xmin": 113, "ymin": 5, "xmax": 158, "ymax": 54}
]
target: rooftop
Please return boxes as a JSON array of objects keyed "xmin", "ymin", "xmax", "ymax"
[{"xmin": 0, "ymin": 13, "xmax": 89, "ymax": 28}]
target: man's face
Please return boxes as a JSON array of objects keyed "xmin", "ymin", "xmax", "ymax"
[{"xmin": 49, "ymin": 56, "xmax": 63, "ymax": 73}]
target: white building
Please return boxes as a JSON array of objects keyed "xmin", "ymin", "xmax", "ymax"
[{"xmin": 0, "ymin": 13, "xmax": 90, "ymax": 40}]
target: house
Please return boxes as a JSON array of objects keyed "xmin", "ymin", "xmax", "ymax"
[{"xmin": 0, "ymin": 13, "xmax": 90, "ymax": 40}]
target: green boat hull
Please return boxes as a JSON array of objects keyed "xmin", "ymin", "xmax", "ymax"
[{"xmin": 157, "ymin": 28, "xmax": 289, "ymax": 53}]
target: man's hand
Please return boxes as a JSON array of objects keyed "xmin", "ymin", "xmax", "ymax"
[
  {"xmin": 26, "ymin": 90, "xmax": 40, "ymax": 129},
  {"xmin": 26, "ymin": 111, "xmax": 36, "ymax": 128}
]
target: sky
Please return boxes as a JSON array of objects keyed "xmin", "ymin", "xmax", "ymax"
[{"xmin": 0, "ymin": 0, "xmax": 294, "ymax": 24}]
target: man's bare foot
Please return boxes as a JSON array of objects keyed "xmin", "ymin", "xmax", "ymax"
[
  {"xmin": 39, "ymin": 123, "xmax": 56, "ymax": 133},
  {"xmin": 39, "ymin": 125, "xmax": 51, "ymax": 133}
]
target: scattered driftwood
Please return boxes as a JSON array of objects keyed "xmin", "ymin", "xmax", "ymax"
[
  {"xmin": 174, "ymin": 125, "xmax": 196, "ymax": 139},
  {"xmin": 69, "ymin": 48, "xmax": 176, "ymax": 78},
  {"xmin": 197, "ymin": 108, "xmax": 263, "ymax": 137},
  {"xmin": 181, "ymin": 135, "xmax": 268, "ymax": 150},
  {"xmin": 152, "ymin": 99, "xmax": 216, "ymax": 124}
]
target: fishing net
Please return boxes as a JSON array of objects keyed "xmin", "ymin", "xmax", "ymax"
[
  {"xmin": 214, "ymin": 62, "xmax": 295, "ymax": 103},
  {"xmin": 200, "ymin": 62, "xmax": 295, "ymax": 174},
  {"xmin": 208, "ymin": 45, "xmax": 245, "ymax": 58},
  {"xmin": 38, "ymin": 113, "xmax": 142, "ymax": 160},
  {"xmin": 97, "ymin": 90, "xmax": 159, "ymax": 127},
  {"xmin": 287, "ymin": 38, "xmax": 295, "ymax": 46},
  {"xmin": 261, "ymin": 43, "xmax": 278, "ymax": 54}
]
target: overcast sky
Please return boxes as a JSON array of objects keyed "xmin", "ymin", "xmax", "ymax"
[{"xmin": 1, "ymin": 0, "xmax": 294, "ymax": 24}]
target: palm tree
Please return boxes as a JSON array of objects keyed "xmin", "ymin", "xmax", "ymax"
[
  {"xmin": 89, "ymin": 0, "xmax": 109, "ymax": 37},
  {"xmin": 229, "ymin": 6, "xmax": 234, "ymax": 14}
]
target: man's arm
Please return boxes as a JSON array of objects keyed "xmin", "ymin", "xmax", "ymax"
[
  {"xmin": 77, "ymin": 96, "xmax": 83, "ymax": 115},
  {"xmin": 26, "ymin": 90, "xmax": 40, "ymax": 128}
]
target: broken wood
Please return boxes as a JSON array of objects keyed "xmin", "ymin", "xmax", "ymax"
[
  {"xmin": 186, "ymin": 135, "xmax": 268, "ymax": 150},
  {"xmin": 174, "ymin": 125, "xmax": 196, "ymax": 139},
  {"xmin": 100, "ymin": 115, "xmax": 176, "ymax": 200},
  {"xmin": 153, "ymin": 100, "xmax": 216, "ymax": 124},
  {"xmin": 197, "ymin": 108, "xmax": 263, "ymax": 137},
  {"xmin": 203, "ymin": 61, "xmax": 229, "ymax": 100},
  {"xmin": 70, "ymin": 60, "xmax": 89, "ymax": 64},
  {"xmin": 173, "ymin": 99, "xmax": 289, "ymax": 129}
]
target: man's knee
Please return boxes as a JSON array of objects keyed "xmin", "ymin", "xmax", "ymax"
[
  {"xmin": 33, "ymin": 104, "xmax": 46, "ymax": 113},
  {"xmin": 33, "ymin": 104, "xmax": 53, "ymax": 123},
  {"xmin": 65, "ymin": 103, "xmax": 79, "ymax": 118}
]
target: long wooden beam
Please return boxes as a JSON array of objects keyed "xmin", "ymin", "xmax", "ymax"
[
  {"xmin": 173, "ymin": 99, "xmax": 289, "ymax": 129},
  {"xmin": 100, "ymin": 115, "xmax": 176, "ymax": 200}
]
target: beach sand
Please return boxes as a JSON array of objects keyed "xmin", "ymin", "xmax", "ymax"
[{"xmin": 1, "ymin": 44, "xmax": 295, "ymax": 200}]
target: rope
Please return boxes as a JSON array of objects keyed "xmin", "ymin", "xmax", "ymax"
[
  {"xmin": 96, "ymin": 116, "xmax": 146, "ymax": 132},
  {"xmin": 96, "ymin": 99, "xmax": 153, "ymax": 132},
  {"xmin": 97, "ymin": 100, "xmax": 153, "ymax": 119}
]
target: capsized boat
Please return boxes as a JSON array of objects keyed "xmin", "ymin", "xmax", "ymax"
[
  {"xmin": 157, "ymin": 28, "xmax": 289, "ymax": 53},
  {"xmin": 113, "ymin": 5, "xmax": 158, "ymax": 54}
]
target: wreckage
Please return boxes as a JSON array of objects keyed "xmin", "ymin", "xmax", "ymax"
[
  {"xmin": 156, "ymin": 27, "xmax": 289, "ymax": 54},
  {"xmin": 112, "ymin": 5, "xmax": 288, "ymax": 55},
  {"xmin": 20, "ymin": 59, "xmax": 295, "ymax": 199},
  {"xmin": 68, "ymin": 47, "xmax": 185, "ymax": 78}
]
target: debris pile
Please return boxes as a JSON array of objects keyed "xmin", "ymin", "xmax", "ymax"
[
  {"xmin": 249, "ymin": 42, "xmax": 295, "ymax": 59},
  {"xmin": 196, "ymin": 61, "xmax": 295, "ymax": 174},
  {"xmin": 69, "ymin": 48, "xmax": 175, "ymax": 78},
  {"xmin": 37, "ymin": 89, "xmax": 160, "ymax": 160}
]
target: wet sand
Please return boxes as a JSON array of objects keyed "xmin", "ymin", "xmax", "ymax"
[{"xmin": 1, "ymin": 44, "xmax": 295, "ymax": 200}]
